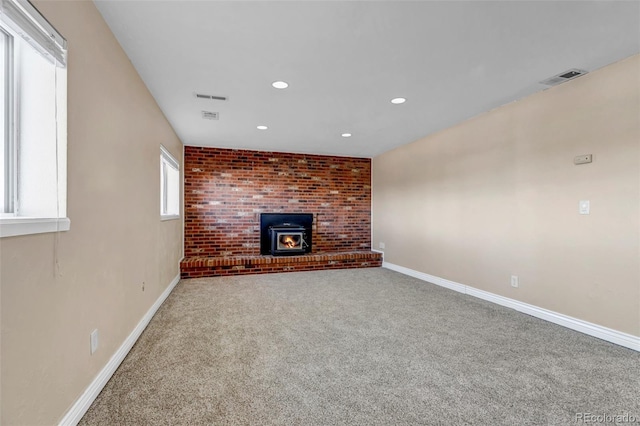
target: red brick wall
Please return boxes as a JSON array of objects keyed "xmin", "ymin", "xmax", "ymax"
[{"xmin": 184, "ymin": 147, "xmax": 372, "ymax": 257}]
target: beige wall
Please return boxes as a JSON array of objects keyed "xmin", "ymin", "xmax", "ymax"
[
  {"xmin": 373, "ymin": 55, "xmax": 639, "ymax": 337},
  {"xmin": 0, "ymin": 1, "xmax": 183, "ymax": 424}
]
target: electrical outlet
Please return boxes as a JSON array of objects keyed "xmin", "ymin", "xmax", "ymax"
[
  {"xmin": 379, "ymin": 242, "xmax": 385, "ymax": 249},
  {"xmin": 142, "ymin": 281, "xmax": 145, "ymax": 292},
  {"xmin": 90, "ymin": 329, "xmax": 99, "ymax": 355},
  {"xmin": 511, "ymin": 275, "xmax": 519, "ymax": 288}
]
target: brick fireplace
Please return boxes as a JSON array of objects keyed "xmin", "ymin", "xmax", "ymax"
[{"xmin": 180, "ymin": 147, "xmax": 382, "ymax": 278}]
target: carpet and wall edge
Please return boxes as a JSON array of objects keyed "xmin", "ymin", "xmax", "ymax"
[
  {"xmin": 58, "ymin": 271, "xmax": 182, "ymax": 426},
  {"xmin": 382, "ymin": 261, "xmax": 640, "ymax": 352}
]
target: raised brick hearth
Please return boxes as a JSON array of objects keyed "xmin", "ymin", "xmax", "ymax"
[
  {"xmin": 180, "ymin": 251, "xmax": 382, "ymax": 278},
  {"xmin": 181, "ymin": 147, "xmax": 378, "ymax": 278}
]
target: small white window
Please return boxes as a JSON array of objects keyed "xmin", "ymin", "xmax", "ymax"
[
  {"xmin": 0, "ymin": 0, "xmax": 68, "ymax": 238},
  {"xmin": 160, "ymin": 146, "xmax": 180, "ymax": 220}
]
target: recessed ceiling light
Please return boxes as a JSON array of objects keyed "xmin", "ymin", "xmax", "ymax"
[
  {"xmin": 257, "ymin": 125, "xmax": 268, "ymax": 130},
  {"xmin": 341, "ymin": 133, "xmax": 352, "ymax": 138},
  {"xmin": 272, "ymin": 81, "xmax": 289, "ymax": 89},
  {"xmin": 391, "ymin": 97, "xmax": 406, "ymax": 104}
]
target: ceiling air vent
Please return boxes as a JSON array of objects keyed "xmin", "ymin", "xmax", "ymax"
[
  {"xmin": 540, "ymin": 69, "xmax": 588, "ymax": 86},
  {"xmin": 201, "ymin": 111, "xmax": 219, "ymax": 120},
  {"xmin": 195, "ymin": 93, "xmax": 227, "ymax": 101}
]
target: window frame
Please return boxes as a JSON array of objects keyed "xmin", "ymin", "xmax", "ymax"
[
  {"xmin": 0, "ymin": 0, "xmax": 69, "ymax": 238},
  {"xmin": 160, "ymin": 145, "xmax": 180, "ymax": 221},
  {"xmin": 1, "ymin": 27, "xmax": 15, "ymax": 215}
]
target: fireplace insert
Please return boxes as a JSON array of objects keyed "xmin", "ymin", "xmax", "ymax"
[
  {"xmin": 269, "ymin": 225, "xmax": 308, "ymax": 255},
  {"xmin": 260, "ymin": 213, "xmax": 313, "ymax": 256}
]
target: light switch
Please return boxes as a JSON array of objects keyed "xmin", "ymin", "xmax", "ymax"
[
  {"xmin": 574, "ymin": 154, "xmax": 592, "ymax": 165},
  {"xmin": 90, "ymin": 329, "xmax": 99, "ymax": 354},
  {"xmin": 579, "ymin": 200, "xmax": 590, "ymax": 215}
]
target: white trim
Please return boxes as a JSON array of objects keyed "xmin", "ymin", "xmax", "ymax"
[
  {"xmin": 371, "ymin": 248, "xmax": 384, "ymax": 261},
  {"xmin": 0, "ymin": 0, "xmax": 67, "ymax": 65},
  {"xmin": 160, "ymin": 145, "xmax": 179, "ymax": 169},
  {"xmin": 383, "ymin": 261, "xmax": 640, "ymax": 352},
  {"xmin": 58, "ymin": 273, "xmax": 181, "ymax": 426},
  {"xmin": 384, "ymin": 262, "xmax": 466, "ymax": 293},
  {"xmin": 160, "ymin": 145, "xmax": 180, "ymax": 217},
  {"xmin": 0, "ymin": 217, "xmax": 70, "ymax": 237}
]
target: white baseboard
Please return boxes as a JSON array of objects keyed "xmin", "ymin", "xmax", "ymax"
[
  {"xmin": 58, "ymin": 273, "xmax": 181, "ymax": 426},
  {"xmin": 383, "ymin": 262, "xmax": 640, "ymax": 352}
]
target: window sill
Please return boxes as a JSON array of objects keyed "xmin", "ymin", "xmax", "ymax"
[
  {"xmin": 161, "ymin": 215, "xmax": 181, "ymax": 222},
  {"xmin": 0, "ymin": 217, "xmax": 71, "ymax": 238}
]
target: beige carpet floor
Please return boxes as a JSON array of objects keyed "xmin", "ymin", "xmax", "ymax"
[{"xmin": 80, "ymin": 268, "xmax": 640, "ymax": 425}]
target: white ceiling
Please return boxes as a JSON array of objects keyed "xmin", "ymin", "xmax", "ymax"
[{"xmin": 94, "ymin": 1, "xmax": 639, "ymax": 158}]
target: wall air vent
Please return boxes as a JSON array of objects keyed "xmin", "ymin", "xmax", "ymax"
[
  {"xmin": 201, "ymin": 111, "xmax": 219, "ymax": 120},
  {"xmin": 540, "ymin": 69, "xmax": 588, "ymax": 86},
  {"xmin": 195, "ymin": 93, "xmax": 227, "ymax": 101}
]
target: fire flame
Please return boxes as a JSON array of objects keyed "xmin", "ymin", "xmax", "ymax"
[{"xmin": 282, "ymin": 235, "xmax": 297, "ymax": 248}]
